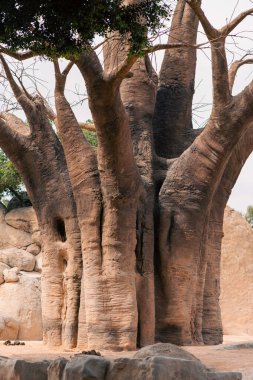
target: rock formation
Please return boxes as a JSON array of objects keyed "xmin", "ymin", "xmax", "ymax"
[
  {"xmin": 220, "ymin": 207, "xmax": 253, "ymax": 336},
  {"xmin": 0, "ymin": 344, "xmax": 242, "ymax": 380},
  {"xmin": 0, "ymin": 206, "xmax": 42, "ymax": 340}
]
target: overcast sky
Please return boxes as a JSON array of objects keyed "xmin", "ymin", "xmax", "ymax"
[{"xmin": 4, "ymin": 0, "xmax": 253, "ymax": 213}]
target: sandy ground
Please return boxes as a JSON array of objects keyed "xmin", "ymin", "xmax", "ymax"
[{"xmin": 1, "ymin": 335, "xmax": 253, "ymax": 379}]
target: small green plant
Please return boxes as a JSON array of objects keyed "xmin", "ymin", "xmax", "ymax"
[{"xmin": 245, "ymin": 205, "xmax": 253, "ymax": 227}]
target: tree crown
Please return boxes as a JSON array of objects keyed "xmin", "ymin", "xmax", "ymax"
[{"xmin": 0, "ymin": 0, "xmax": 171, "ymax": 57}]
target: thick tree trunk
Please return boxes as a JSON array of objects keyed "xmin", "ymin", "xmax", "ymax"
[
  {"xmin": 120, "ymin": 55, "xmax": 157, "ymax": 347},
  {"xmin": 0, "ymin": 108, "xmax": 82, "ymax": 349},
  {"xmin": 202, "ymin": 125, "xmax": 253, "ymax": 344}
]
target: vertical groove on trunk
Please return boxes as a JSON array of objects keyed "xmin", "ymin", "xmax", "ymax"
[{"xmin": 153, "ymin": 0, "xmax": 200, "ymax": 159}]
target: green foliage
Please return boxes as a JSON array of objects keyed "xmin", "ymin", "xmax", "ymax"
[
  {"xmin": 84, "ymin": 130, "xmax": 97, "ymax": 147},
  {"xmin": 0, "ymin": 0, "xmax": 171, "ymax": 57},
  {"xmin": 0, "ymin": 150, "xmax": 23, "ymax": 201},
  {"xmin": 245, "ymin": 205, "xmax": 253, "ymax": 227}
]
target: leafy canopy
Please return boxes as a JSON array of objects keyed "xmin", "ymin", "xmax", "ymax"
[{"xmin": 0, "ymin": 0, "xmax": 171, "ymax": 57}]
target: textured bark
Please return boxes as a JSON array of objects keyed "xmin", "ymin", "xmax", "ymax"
[
  {"xmin": 153, "ymin": 0, "xmax": 200, "ymax": 159},
  {"xmin": 202, "ymin": 125, "xmax": 253, "ymax": 344},
  {"xmin": 0, "ymin": 109, "xmax": 82, "ymax": 348}
]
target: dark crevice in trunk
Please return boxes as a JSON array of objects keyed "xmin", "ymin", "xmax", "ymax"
[
  {"xmin": 167, "ymin": 213, "xmax": 175, "ymax": 252},
  {"xmin": 99, "ymin": 204, "xmax": 104, "ymax": 266},
  {"xmin": 54, "ymin": 217, "xmax": 67, "ymax": 242},
  {"xmin": 135, "ymin": 210, "xmax": 144, "ymax": 276}
]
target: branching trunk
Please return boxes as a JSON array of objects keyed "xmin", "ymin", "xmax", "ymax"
[{"xmin": 0, "ymin": 108, "xmax": 81, "ymax": 349}]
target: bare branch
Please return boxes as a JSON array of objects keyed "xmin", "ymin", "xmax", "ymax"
[
  {"xmin": 146, "ymin": 41, "xmax": 209, "ymax": 54},
  {"xmin": 229, "ymin": 57, "xmax": 253, "ymax": 91},
  {"xmin": 0, "ymin": 46, "xmax": 34, "ymax": 61},
  {"xmin": 79, "ymin": 122, "xmax": 96, "ymax": 132},
  {"xmin": 0, "ymin": 54, "xmax": 34, "ymax": 114},
  {"xmin": 220, "ymin": 8, "xmax": 253, "ymax": 36},
  {"xmin": 186, "ymin": 0, "xmax": 218, "ymax": 40}
]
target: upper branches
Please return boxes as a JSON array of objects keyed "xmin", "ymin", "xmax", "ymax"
[{"xmin": 186, "ymin": 1, "xmax": 253, "ymax": 111}]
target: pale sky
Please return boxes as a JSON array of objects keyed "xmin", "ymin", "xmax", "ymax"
[{"xmin": 3, "ymin": 0, "xmax": 253, "ymax": 214}]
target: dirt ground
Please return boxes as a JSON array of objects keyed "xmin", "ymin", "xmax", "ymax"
[{"xmin": 1, "ymin": 335, "xmax": 253, "ymax": 379}]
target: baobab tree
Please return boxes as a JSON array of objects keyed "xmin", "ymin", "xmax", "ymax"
[{"xmin": 0, "ymin": 0, "xmax": 253, "ymax": 351}]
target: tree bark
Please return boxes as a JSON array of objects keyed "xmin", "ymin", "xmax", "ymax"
[{"xmin": 0, "ymin": 107, "xmax": 82, "ymax": 349}]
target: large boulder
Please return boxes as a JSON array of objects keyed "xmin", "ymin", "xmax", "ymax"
[
  {"xmin": 0, "ymin": 248, "xmax": 35, "ymax": 271},
  {"xmin": 0, "ymin": 207, "xmax": 32, "ymax": 250},
  {"xmin": 221, "ymin": 207, "xmax": 253, "ymax": 335},
  {"xmin": 5, "ymin": 207, "xmax": 38, "ymax": 234},
  {"xmin": 0, "ymin": 357, "xmax": 50, "ymax": 380},
  {"xmin": 0, "ymin": 271, "xmax": 42, "ymax": 340}
]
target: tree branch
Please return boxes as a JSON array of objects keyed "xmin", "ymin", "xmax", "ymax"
[
  {"xmin": 220, "ymin": 8, "xmax": 253, "ymax": 36},
  {"xmin": 0, "ymin": 54, "xmax": 35, "ymax": 115},
  {"xmin": 0, "ymin": 113, "xmax": 29, "ymax": 156},
  {"xmin": 0, "ymin": 46, "xmax": 34, "ymax": 61},
  {"xmin": 229, "ymin": 57, "xmax": 253, "ymax": 92},
  {"xmin": 186, "ymin": 0, "xmax": 218, "ymax": 39}
]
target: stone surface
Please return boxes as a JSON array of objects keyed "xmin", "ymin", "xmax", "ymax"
[
  {"xmin": 0, "ymin": 248, "xmax": 35, "ymax": 272},
  {"xmin": 0, "ymin": 357, "xmax": 50, "ymax": 380},
  {"xmin": 62, "ymin": 355, "xmax": 109, "ymax": 380},
  {"xmin": 3, "ymin": 267, "xmax": 20, "ymax": 283},
  {"xmin": 221, "ymin": 207, "xmax": 253, "ymax": 335},
  {"xmin": 47, "ymin": 357, "xmax": 68, "ymax": 380},
  {"xmin": 0, "ymin": 207, "xmax": 32, "ymax": 250},
  {"xmin": 26, "ymin": 243, "xmax": 41, "ymax": 255},
  {"xmin": 0, "ymin": 271, "xmax": 42, "ymax": 340},
  {"xmin": 0, "ymin": 262, "xmax": 10, "ymax": 284},
  {"xmin": 46, "ymin": 345, "xmax": 242, "ymax": 380},
  {"xmin": 5, "ymin": 207, "xmax": 38, "ymax": 234},
  {"xmin": 133, "ymin": 342, "xmax": 200, "ymax": 361}
]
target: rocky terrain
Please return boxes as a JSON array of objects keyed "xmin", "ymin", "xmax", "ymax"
[
  {"xmin": 221, "ymin": 207, "xmax": 253, "ymax": 336},
  {"xmin": 0, "ymin": 205, "xmax": 42, "ymax": 340}
]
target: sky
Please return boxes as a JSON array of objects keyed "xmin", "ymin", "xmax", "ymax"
[{"xmin": 2, "ymin": 0, "xmax": 253, "ymax": 214}]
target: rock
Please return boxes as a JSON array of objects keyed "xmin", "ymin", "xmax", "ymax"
[
  {"xmin": 0, "ymin": 357, "xmax": 50, "ymax": 380},
  {"xmin": 61, "ymin": 355, "xmax": 109, "ymax": 380},
  {"xmin": 0, "ymin": 210, "xmax": 32, "ymax": 250},
  {"xmin": 0, "ymin": 272, "xmax": 42, "ymax": 340},
  {"xmin": 3, "ymin": 267, "xmax": 19, "ymax": 283},
  {"xmin": 207, "ymin": 373, "xmax": 242, "ymax": 380},
  {"xmin": 0, "ymin": 262, "xmax": 10, "ymax": 285},
  {"xmin": 26, "ymin": 243, "xmax": 41, "ymax": 255},
  {"xmin": 0, "ymin": 316, "xmax": 19, "ymax": 340},
  {"xmin": 47, "ymin": 344, "xmax": 241, "ymax": 380},
  {"xmin": 47, "ymin": 357, "xmax": 68, "ymax": 380},
  {"xmin": 0, "ymin": 248, "xmax": 35, "ymax": 271},
  {"xmin": 221, "ymin": 207, "xmax": 253, "ymax": 335},
  {"xmin": 133, "ymin": 342, "xmax": 200, "ymax": 362},
  {"xmin": 105, "ymin": 356, "xmax": 209, "ymax": 380},
  {"xmin": 5, "ymin": 207, "xmax": 38, "ymax": 234}
]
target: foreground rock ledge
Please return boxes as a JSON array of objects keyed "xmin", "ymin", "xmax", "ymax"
[{"xmin": 0, "ymin": 343, "xmax": 242, "ymax": 380}]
